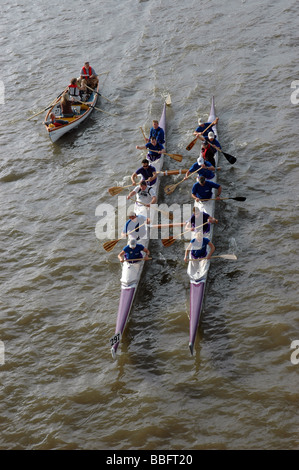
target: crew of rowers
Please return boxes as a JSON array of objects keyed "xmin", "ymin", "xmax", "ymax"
[
  {"xmin": 118, "ymin": 116, "xmax": 223, "ymax": 264},
  {"xmin": 44, "ymin": 61, "xmax": 99, "ymax": 127}
]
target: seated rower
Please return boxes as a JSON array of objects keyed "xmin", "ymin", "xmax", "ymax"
[
  {"xmin": 127, "ymin": 180, "xmax": 157, "ymax": 212},
  {"xmin": 184, "ymin": 156, "xmax": 216, "ymax": 181},
  {"xmin": 131, "ymin": 159, "xmax": 157, "ymax": 187},
  {"xmin": 43, "ymin": 113, "xmax": 68, "ymax": 127},
  {"xmin": 79, "ymin": 61, "xmax": 99, "ymax": 90},
  {"xmin": 118, "ymin": 238, "xmax": 150, "ymax": 264},
  {"xmin": 184, "ymin": 231, "xmax": 215, "ymax": 262},
  {"xmin": 136, "ymin": 137, "xmax": 165, "ymax": 163},
  {"xmin": 185, "ymin": 207, "xmax": 218, "ymax": 235},
  {"xmin": 121, "ymin": 212, "xmax": 150, "ymax": 241},
  {"xmin": 148, "ymin": 120, "xmax": 165, "ymax": 144},
  {"xmin": 193, "ymin": 117, "xmax": 219, "ymax": 138},
  {"xmin": 60, "ymin": 92, "xmax": 74, "ymax": 117},
  {"xmin": 191, "ymin": 176, "xmax": 222, "ymax": 202},
  {"xmin": 201, "ymin": 140, "xmax": 216, "ymax": 166}
]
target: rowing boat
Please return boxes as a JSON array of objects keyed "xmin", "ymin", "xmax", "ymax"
[
  {"xmin": 110, "ymin": 99, "xmax": 169, "ymax": 359},
  {"xmin": 187, "ymin": 96, "xmax": 220, "ymax": 355},
  {"xmin": 44, "ymin": 82, "xmax": 100, "ymax": 142}
]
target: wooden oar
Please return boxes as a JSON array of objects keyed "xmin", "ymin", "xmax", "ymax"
[
  {"xmin": 108, "ymin": 171, "xmax": 189, "ymax": 196},
  {"xmin": 27, "ymin": 87, "xmax": 68, "ymax": 121},
  {"xmin": 164, "ymin": 169, "xmax": 199, "ymax": 195},
  {"xmin": 162, "ymin": 222, "xmax": 208, "ymax": 247},
  {"xmin": 85, "ymin": 85, "xmax": 114, "ymax": 103},
  {"xmin": 186, "ymin": 120, "xmax": 216, "ymax": 151},
  {"xmin": 196, "ymin": 135, "xmax": 237, "ymax": 164},
  {"xmin": 131, "ymin": 198, "xmax": 173, "ymax": 220},
  {"xmin": 120, "ymin": 257, "xmax": 152, "ymax": 262},
  {"xmin": 148, "ymin": 148, "xmax": 183, "ymax": 162},
  {"xmin": 77, "ymin": 100, "xmax": 118, "ymax": 117},
  {"xmin": 187, "ymin": 254, "xmax": 237, "ymax": 262},
  {"xmin": 199, "ymin": 196, "xmax": 246, "ymax": 202},
  {"xmin": 140, "ymin": 126, "xmax": 148, "ymax": 143},
  {"xmin": 103, "ymin": 221, "xmax": 148, "ymax": 252}
]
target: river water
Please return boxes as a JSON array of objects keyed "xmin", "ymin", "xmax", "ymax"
[{"xmin": 0, "ymin": 0, "xmax": 298, "ymax": 451}]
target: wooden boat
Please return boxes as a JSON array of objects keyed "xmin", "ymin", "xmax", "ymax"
[
  {"xmin": 44, "ymin": 82, "xmax": 99, "ymax": 142},
  {"xmin": 110, "ymin": 98, "xmax": 169, "ymax": 359},
  {"xmin": 187, "ymin": 96, "xmax": 220, "ymax": 355}
]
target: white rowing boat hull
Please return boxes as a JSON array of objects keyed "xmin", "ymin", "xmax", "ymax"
[
  {"xmin": 188, "ymin": 96, "xmax": 219, "ymax": 355},
  {"xmin": 110, "ymin": 101, "xmax": 168, "ymax": 359}
]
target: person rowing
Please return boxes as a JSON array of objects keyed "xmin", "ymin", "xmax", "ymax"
[
  {"xmin": 191, "ymin": 176, "xmax": 222, "ymax": 202},
  {"xmin": 127, "ymin": 180, "xmax": 157, "ymax": 216},
  {"xmin": 136, "ymin": 137, "xmax": 165, "ymax": 163},
  {"xmin": 184, "ymin": 231, "xmax": 215, "ymax": 262},
  {"xmin": 131, "ymin": 159, "xmax": 157, "ymax": 187},
  {"xmin": 121, "ymin": 212, "xmax": 149, "ymax": 241},
  {"xmin": 201, "ymin": 140, "xmax": 216, "ymax": 166},
  {"xmin": 185, "ymin": 207, "xmax": 218, "ymax": 235},
  {"xmin": 148, "ymin": 119, "xmax": 165, "ymax": 144},
  {"xmin": 193, "ymin": 117, "xmax": 219, "ymax": 138},
  {"xmin": 184, "ymin": 156, "xmax": 216, "ymax": 181},
  {"xmin": 118, "ymin": 238, "xmax": 150, "ymax": 264}
]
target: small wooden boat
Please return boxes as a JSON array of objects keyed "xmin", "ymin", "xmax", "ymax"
[
  {"xmin": 44, "ymin": 82, "xmax": 99, "ymax": 142},
  {"xmin": 187, "ymin": 96, "xmax": 220, "ymax": 355},
  {"xmin": 110, "ymin": 98, "xmax": 169, "ymax": 359}
]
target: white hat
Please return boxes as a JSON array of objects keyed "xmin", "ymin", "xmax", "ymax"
[
  {"xmin": 197, "ymin": 156, "xmax": 204, "ymax": 165},
  {"xmin": 208, "ymin": 131, "xmax": 214, "ymax": 139},
  {"xmin": 129, "ymin": 238, "xmax": 137, "ymax": 248},
  {"xmin": 198, "ymin": 118, "xmax": 203, "ymax": 125},
  {"xmin": 128, "ymin": 211, "xmax": 136, "ymax": 217}
]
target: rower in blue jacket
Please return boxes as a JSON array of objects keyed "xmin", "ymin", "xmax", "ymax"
[
  {"xmin": 184, "ymin": 231, "xmax": 215, "ymax": 261},
  {"xmin": 191, "ymin": 176, "xmax": 222, "ymax": 202},
  {"xmin": 136, "ymin": 137, "xmax": 165, "ymax": 163},
  {"xmin": 184, "ymin": 156, "xmax": 216, "ymax": 181},
  {"xmin": 194, "ymin": 117, "xmax": 219, "ymax": 138},
  {"xmin": 148, "ymin": 119, "xmax": 165, "ymax": 144},
  {"xmin": 118, "ymin": 238, "xmax": 150, "ymax": 264}
]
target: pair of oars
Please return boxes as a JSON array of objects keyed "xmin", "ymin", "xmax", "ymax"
[
  {"xmin": 139, "ymin": 127, "xmax": 183, "ymax": 162},
  {"xmin": 108, "ymin": 169, "xmax": 188, "ymax": 196},
  {"xmin": 27, "ymin": 86, "xmax": 69, "ymax": 121}
]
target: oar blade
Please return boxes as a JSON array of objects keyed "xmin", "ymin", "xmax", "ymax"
[
  {"xmin": 162, "ymin": 237, "xmax": 175, "ymax": 247},
  {"xmin": 168, "ymin": 153, "xmax": 182, "ymax": 162},
  {"xmin": 164, "ymin": 184, "xmax": 177, "ymax": 195},
  {"xmin": 108, "ymin": 186, "xmax": 124, "ymax": 196},
  {"xmin": 103, "ymin": 239, "xmax": 119, "ymax": 252},
  {"xmin": 222, "ymin": 151, "xmax": 237, "ymax": 165},
  {"xmin": 232, "ymin": 196, "xmax": 246, "ymax": 201},
  {"xmin": 186, "ymin": 138, "xmax": 197, "ymax": 151},
  {"xmin": 218, "ymin": 254, "xmax": 237, "ymax": 260}
]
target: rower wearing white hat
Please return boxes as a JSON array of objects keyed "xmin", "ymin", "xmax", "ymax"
[
  {"xmin": 193, "ymin": 116, "xmax": 219, "ymax": 138},
  {"xmin": 204, "ymin": 131, "xmax": 222, "ymax": 157}
]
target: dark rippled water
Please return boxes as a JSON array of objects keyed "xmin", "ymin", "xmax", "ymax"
[{"xmin": 0, "ymin": 0, "xmax": 298, "ymax": 450}]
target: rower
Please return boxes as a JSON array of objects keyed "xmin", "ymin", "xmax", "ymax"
[
  {"xmin": 148, "ymin": 119, "xmax": 165, "ymax": 144},
  {"xmin": 136, "ymin": 137, "xmax": 165, "ymax": 163},
  {"xmin": 193, "ymin": 117, "xmax": 219, "ymax": 138},
  {"xmin": 185, "ymin": 207, "xmax": 218, "ymax": 235},
  {"xmin": 121, "ymin": 212, "xmax": 150, "ymax": 241},
  {"xmin": 131, "ymin": 159, "xmax": 157, "ymax": 187},
  {"xmin": 204, "ymin": 131, "xmax": 222, "ymax": 156},
  {"xmin": 191, "ymin": 176, "xmax": 222, "ymax": 202},
  {"xmin": 127, "ymin": 180, "xmax": 156, "ymax": 216},
  {"xmin": 118, "ymin": 238, "xmax": 150, "ymax": 264},
  {"xmin": 184, "ymin": 231, "xmax": 215, "ymax": 262},
  {"xmin": 184, "ymin": 156, "xmax": 216, "ymax": 181}
]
